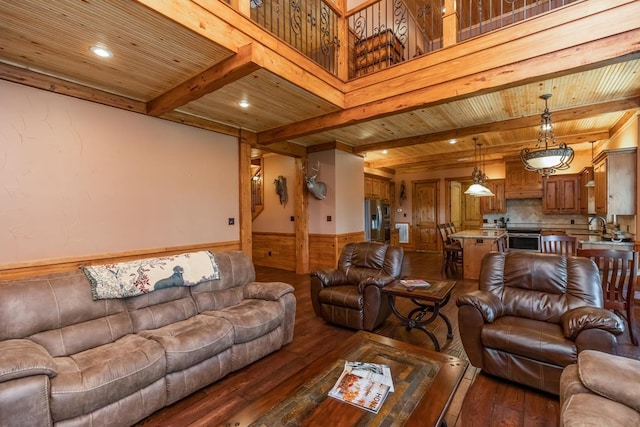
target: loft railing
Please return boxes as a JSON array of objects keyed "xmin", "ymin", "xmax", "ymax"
[
  {"xmin": 246, "ymin": 0, "xmax": 580, "ymax": 79},
  {"xmin": 457, "ymin": 0, "xmax": 581, "ymax": 41},
  {"xmin": 250, "ymin": 0, "xmax": 340, "ymax": 75},
  {"xmin": 347, "ymin": 0, "xmax": 441, "ymax": 79}
]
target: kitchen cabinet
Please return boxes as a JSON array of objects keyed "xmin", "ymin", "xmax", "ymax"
[
  {"xmin": 365, "ymin": 175, "xmax": 391, "ymax": 201},
  {"xmin": 504, "ymin": 160, "xmax": 543, "ymax": 199},
  {"xmin": 594, "ymin": 149, "xmax": 636, "ymax": 216},
  {"xmin": 543, "ymin": 174, "xmax": 580, "ymax": 214},
  {"xmin": 480, "ymin": 179, "xmax": 506, "ymax": 214},
  {"xmin": 579, "ymin": 167, "xmax": 595, "ymax": 215}
]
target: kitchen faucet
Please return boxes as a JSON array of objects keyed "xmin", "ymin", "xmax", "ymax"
[{"xmin": 589, "ymin": 216, "xmax": 607, "ymax": 236}]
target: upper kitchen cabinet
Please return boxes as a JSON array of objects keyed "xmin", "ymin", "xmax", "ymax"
[
  {"xmin": 504, "ymin": 160, "xmax": 543, "ymax": 199},
  {"xmin": 579, "ymin": 167, "xmax": 595, "ymax": 215},
  {"xmin": 365, "ymin": 174, "xmax": 391, "ymax": 201},
  {"xmin": 481, "ymin": 179, "xmax": 506, "ymax": 214},
  {"xmin": 542, "ymin": 174, "xmax": 580, "ymax": 214},
  {"xmin": 593, "ymin": 149, "xmax": 636, "ymax": 217}
]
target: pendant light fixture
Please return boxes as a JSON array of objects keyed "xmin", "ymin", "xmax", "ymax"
[
  {"xmin": 520, "ymin": 94, "xmax": 574, "ymax": 177},
  {"xmin": 585, "ymin": 141, "xmax": 595, "ymax": 187},
  {"xmin": 465, "ymin": 138, "xmax": 494, "ymax": 197}
]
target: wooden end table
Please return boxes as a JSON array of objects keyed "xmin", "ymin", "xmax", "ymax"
[{"xmin": 381, "ymin": 279, "xmax": 456, "ymax": 351}]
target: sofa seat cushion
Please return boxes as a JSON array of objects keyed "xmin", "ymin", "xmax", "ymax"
[
  {"xmin": 138, "ymin": 314, "xmax": 234, "ymax": 373},
  {"xmin": 50, "ymin": 334, "xmax": 165, "ymax": 422},
  {"xmin": 482, "ymin": 316, "xmax": 576, "ymax": 367},
  {"xmin": 204, "ymin": 299, "xmax": 285, "ymax": 344},
  {"xmin": 318, "ymin": 286, "xmax": 362, "ymax": 310}
]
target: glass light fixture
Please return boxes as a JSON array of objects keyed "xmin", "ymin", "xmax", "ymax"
[
  {"xmin": 520, "ymin": 94, "xmax": 574, "ymax": 177},
  {"xmin": 585, "ymin": 141, "xmax": 595, "ymax": 187},
  {"xmin": 465, "ymin": 138, "xmax": 494, "ymax": 197}
]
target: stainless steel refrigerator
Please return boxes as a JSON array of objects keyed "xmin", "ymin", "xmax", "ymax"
[{"xmin": 364, "ymin": 198, "xmax": 389, "ymax": 242}]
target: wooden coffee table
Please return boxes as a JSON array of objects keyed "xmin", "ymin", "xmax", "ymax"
[
  {"xmin": 220, "ymin": 331, "xmax": 467, "ymax": 427},
  {"xmin": 381, "ymin": 279, "xmax": 456, "ymax": 352}
]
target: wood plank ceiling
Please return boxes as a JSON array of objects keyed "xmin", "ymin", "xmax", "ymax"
[{"xmin": 1, "ymin": 0, "xmax": 639, "ymax": 173}]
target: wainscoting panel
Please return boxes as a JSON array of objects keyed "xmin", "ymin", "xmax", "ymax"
[{"xmin": 252, "ymin": 232, "xmax": 297, "ymax": 271}]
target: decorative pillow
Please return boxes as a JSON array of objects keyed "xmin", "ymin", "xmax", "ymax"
[{"xmin": 83, "ymin": 251, "xmax": 220, "ymax": 300}]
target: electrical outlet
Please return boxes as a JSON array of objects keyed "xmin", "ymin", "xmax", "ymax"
[
  {"xmin": 290, "ymin": 216, "xmax": 294, "ymax": 222},
  {"xmin": 228, "ymin": 218, "xmax": 235, "ymax": 225},
  {"xmin": 570, "ymin": 219, "xmax": 575, "ymax": 224},
  {"xmin": 268, "ymin": 251, "xmax": 272, "ymax": 256},
  {"xmin": 327, "ymin": 216, "xmax": 332, "ymax": 222}
]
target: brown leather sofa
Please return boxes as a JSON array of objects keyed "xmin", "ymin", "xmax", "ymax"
[
  {"xmin": 456, "ymin": 251, "xmax": 624, "ymax": 395},
  {"xmin": 560, "ymin": 350, "xmax": 640, "ymax": 427},
  {"xmin": 310, "ymin": 241, "xmax": 404, "ymax": 331},
  {"xmin": 0, "ymin": 250, "xmax": 296, "ymax": 427}
]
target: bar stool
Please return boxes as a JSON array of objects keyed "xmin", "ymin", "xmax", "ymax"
[{"xmin": 437, "ymin": 224, "xmax": 463, "ymax": 276}]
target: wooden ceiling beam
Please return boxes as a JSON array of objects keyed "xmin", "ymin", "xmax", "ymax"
[
  {"xmin": 0, "ymin": 62, "xmax": 146, "ymax": 113},
  {"xmin": 256, "ymin": 25, "xmax": 640, "ymax": 145},
  {"xmin": 355, "ymin": 97, "xmax": 640, "ymax": 154},
  {"xmin": 147, "ymin": 44, "xmax": 260, "ymax": 117},
  {"xmin": 367, "ymin": 130, "xmax": 610, "ymax": 169}
]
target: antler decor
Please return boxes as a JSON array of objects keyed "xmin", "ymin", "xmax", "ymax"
[{"xmin": 301, "ymin": 161, "xmax": 327, "ymax": 200}]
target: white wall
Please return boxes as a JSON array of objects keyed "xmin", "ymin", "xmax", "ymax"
[
  {"xmin": 0, "ymin": 81, "xmax": 239, "ymax": 266},
  {"xmin": 252, "ymin": 154, "xmax": 296, "ymax": 233}
]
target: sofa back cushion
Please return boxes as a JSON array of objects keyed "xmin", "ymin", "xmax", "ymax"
[
  {"xmin": 190, "ymin": 251, "xmax": 256, "ymax": 312},
  {"xmin": 126, "ymin": 286, "xmax": 197, "ymax": 332},
  {"xmin": 337, "ymin": 242, "xmax": 404, "ymax": 283},
  {"xmin": 0, "ymin": 270, "xmax": 133, "ymax": 357},
  {"xmin": 480, "ymin": 251, "xmax": 602, "ymax": 323}
]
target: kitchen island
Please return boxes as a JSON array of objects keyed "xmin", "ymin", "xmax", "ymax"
[{"xmin": 449, "ymin": 229, "xmax": 507, "ymax": 280}]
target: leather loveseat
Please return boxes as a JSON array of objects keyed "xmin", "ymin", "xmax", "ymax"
[
  {"xmin": 0, "ymin": 250, "xmax": 295, "ymax": 427},
  {"xmin": 560, "ymin": 350, "xmax": 640, "ymax": 427},
  {"xmin": 310, "ymin": 241, "xmax": 404, "ymax": 331},
  {"xmin": 456, "ymin": 251, "xmax": 623, "ymax": 395}
]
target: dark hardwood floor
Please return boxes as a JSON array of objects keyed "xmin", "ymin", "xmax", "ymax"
[{"xmin": 137, "ymin": 250, "xmax": 640, "ymax": 427}]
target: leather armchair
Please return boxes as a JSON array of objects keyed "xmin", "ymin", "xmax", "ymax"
[
  {"xmin": 310, "ymin": 242, "xmax": 404, "ymax": 331},
  {"xmin": 456, "ymin": 251, "xmax": 624, "ymax": 395}
]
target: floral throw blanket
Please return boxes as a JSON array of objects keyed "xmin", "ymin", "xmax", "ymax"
[{"xmin": 82, "ymin": 251, "xmax": 220, "ymax": 300}]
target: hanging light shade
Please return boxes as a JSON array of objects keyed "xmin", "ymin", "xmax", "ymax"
[
  {"xmin": 465, "ymin": 139, "xmax": 494, "ymax": 197},
  {"xmin": 585, "ymin": 141, "xmax": 595, "ymax": 187},
  {"xmin": 520, "ymin": 94, "xmax": 574, "ymax": 177}
]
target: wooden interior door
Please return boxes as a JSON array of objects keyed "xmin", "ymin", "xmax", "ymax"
[
  {"xmin": 462, "ymin": 180, "xmax": 482, "ymax": 230},
  {"xmin": 412, "ymin": 180, "xmax": 439, "ymax": 252},
  {"xmin": 450, "ymin": 181, "xmax": 462, "ymax": 230}
]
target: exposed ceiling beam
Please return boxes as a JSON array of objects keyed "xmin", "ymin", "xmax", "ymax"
[
  {"xmin": 256, "ymin": 28, "xmax": 640, "ymax": 145},
  {"xmin": 147, "ymin": 44, "xmax": 260, "ymax": 117},
  {"xmin": 367, "ymin": 130, "xmax": 611, "ymax": 169},
  {"xmin": 0, "ymin": 62, "xmax": 146, "ymax": 113},
  {"xmin": 355, "ymin": 97, "xmax": 640, "ymax": 154}
]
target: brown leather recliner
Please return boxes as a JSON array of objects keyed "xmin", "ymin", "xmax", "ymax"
[
  {"xmin": 310, "ymin": 242, "xmax": 404, "ymax": 331},
  {"xmin": 456, "ymin": 251, "xmax": 624, "ymax": 395}
]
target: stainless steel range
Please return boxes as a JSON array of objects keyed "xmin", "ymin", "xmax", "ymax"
[{"xmin": 507, "ymin": 228, "xmax": 541, "ymax": 252}]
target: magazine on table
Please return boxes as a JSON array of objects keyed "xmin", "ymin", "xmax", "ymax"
[
  {"xmin": 399, "ymin": 279, "xmax": 432, "ymax": 289},
  {"xmin": 328, "ymin": 361, "xmax": 394, "ymax": 413}
]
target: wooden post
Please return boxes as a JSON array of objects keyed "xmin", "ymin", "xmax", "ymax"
[
  {"xmin": 335, "ymin": 0, "xmax": 349, "ymax": 81},
  {"xmin": 295, "ymin": 157, "xmax": 310, "ymax": 274},
  {"xmin": 442, "ymin": 0, "xmax": 458, "ymax": 48},
  {"xmin": 239, "ymin": 131, "xmax": 253, "ymax": 257}
]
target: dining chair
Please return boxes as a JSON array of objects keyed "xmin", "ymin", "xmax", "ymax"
[
  {"xmin": 577, "ymin": 249, "xmax": 638, "ymax": 346},
  {"xmin": 437, "ymin": 224, "xmax": 462, "ymax": 275},
  {"xmin": 540, "ymin": 234, "xmax": 578, "ymax": 256}
]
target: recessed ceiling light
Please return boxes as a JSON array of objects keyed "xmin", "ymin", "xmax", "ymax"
[
  {"xmin": 449, "ymin": 139, "xmax": 457, "ymax": 144},
  {"xmin": 238, "ymin": 100, "xmax": 250, "ymax": 108},
  {"xmin": 382, "ymin": 149, "xmax": 388, "ymax": 154},
  {"xmin": 90, "ymin": 46, "xmax": 113, "ymax": 58}
]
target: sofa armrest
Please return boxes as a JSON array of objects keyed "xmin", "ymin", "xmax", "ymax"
[
  {"xmin": 0, "ymin": 339, "xmax": 57, "ymax": 383},
  {"xmin": 560, "ymin": 307, "xmax": 624, "ymax": 340},
  {"xmin": 310, "ymin": 269, "xmax": 349, "ymax": 287},
  {"xmin": 357, "ymin": 274, "xmax": 396, "ymax": 292},
  {"xmin": 578, "ymin": 350, "xmax": 640, "ymax": 412},
  {"xmin": 244, "ymin": 281, "xmax": 294, "ymax": 301},
  {"xmin": 456, "ymin": 290, "xmax": 505, "ymax": 323}
]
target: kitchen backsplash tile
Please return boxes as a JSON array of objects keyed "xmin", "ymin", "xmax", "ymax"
[{"xmin": 483, "ymin": 199, "xmax": 588, "ymax": 229}]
